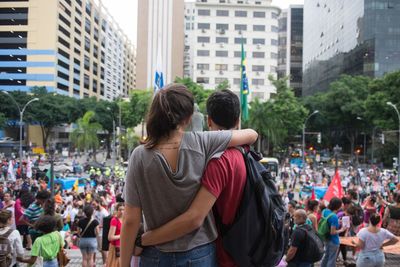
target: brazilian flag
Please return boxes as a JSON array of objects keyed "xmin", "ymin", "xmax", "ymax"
[{"xmin": 240, "ymin": 40, "xmax": 249, "ymax": 121}]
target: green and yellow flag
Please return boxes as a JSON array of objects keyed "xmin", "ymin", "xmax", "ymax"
[{"xmin": 240, "ymin": 40, "xmax": 249, "ymax": 121}]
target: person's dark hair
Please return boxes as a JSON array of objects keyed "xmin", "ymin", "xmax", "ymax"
[
  {"xmin": 0, "ymin": 210, "xmax": 12, "ymax": 225},
  {"xmin": 370, "ymin": 195, "xmax": 377, "ymax": 204},
  {"xmin": 342, "ymin": 197, "xmax": 351, "ymax": 205},
  {"xmin": 34, "ymin": 215, "xmax": 56, "ymax": 234},
  {"xmin": 288, "ymin": 200, "xmax": 297, "ymax": 208},
  {"xmin": 83, "ymin": 205, "xmax": 94, "ymax": 218},
  {"xmin": 369, "ymin": 212, "xmax": 381, "ymax": 226},
  {"xmin": 116, "ymin": 193, "xmax": 124, "ymax": 203},
  {"xmin": 328, "ymin": 197, "xmax": 343, "ymax": 211},
  {"xmin": 19, "ymin": 189, "xmax": 34, "ymax": 209},
  {"xmin": 115, "ymin": 202, "xmax": 124, "ymax": 212},
  {"xmin": 36, "ymin": 190, "xmax": 50, "ymax": 200},
  {"xmin": 348, "ymin": 189, "xmax": 358, "ymax": 201},
  {"xmin": 145, "ymin": 84, "xmax": 194, "ymax": 149},
  {"xmin": 306, "ymin": 200, "xmax": 319, "ymax": 212},
  {"xmin": 206, "ymin": 90, "xmax": 240, "ymax": 129},
  {"xmin": 43, "ymin": 198, "xmax": 55, "ymax": 216}
]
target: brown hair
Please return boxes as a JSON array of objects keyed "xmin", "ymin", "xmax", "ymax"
[
  {"xmin": 0, "ymin": 210, "xmax": 12, "ymax": 226},
  {"xmin": 145, "ymin": 84, "xmax": 194, "ymax": 148}
]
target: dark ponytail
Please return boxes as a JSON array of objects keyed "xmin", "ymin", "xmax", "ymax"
[{"xmin": 145, "ymin": 84, "xmax": 194, "ymax": 149}]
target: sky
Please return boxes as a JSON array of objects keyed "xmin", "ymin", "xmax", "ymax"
[{"xmin": 101, "ymin": 0, "xmax": 305, "ymax": 46}]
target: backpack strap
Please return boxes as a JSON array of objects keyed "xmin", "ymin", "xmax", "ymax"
[{"xmin": 1, "ymin": 229, "xmax": 13, "ymax": 238}]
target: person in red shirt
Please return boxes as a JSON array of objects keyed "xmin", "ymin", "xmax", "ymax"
[
  {"xmin": 106, "ymin": 202, "xmax": 124, "ymax": 267},
  {"xmin": 141, "ymin": 90, "xmax": 246, "ymax": 267}
]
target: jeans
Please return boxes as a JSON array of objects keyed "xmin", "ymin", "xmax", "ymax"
[
  {"xmin": 79, "ymin": 237, "xmax": 97, "ymax": 254},
  {"xmin": 356, "ymin": 250, "xmax": 385, "ymax": 267},
  {"xmin": 321, "ymin": 241, "xmax": 339, "ymax": 267},
  {"xmin": 140, "ymin": 242, "xmax": 217, "ymax": 267},
  {"xmin": 43, "ymin": 258, "xmax": 58, "ymax": 267},
  {"xmin": 287, "ymin": 261, "xmax": 312, "ymax": 267}
]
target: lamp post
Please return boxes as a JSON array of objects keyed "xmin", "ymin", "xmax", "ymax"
[
  {"xmin": 333, "ymin": 144, "xmax": 342, "ymax": 172},
  {"xmin": 1, "ymin": 91, "xmax": 39, "ymax": 175},
  {"xmin": 107, "ymin": 107, "xmax": 116, "ymax": 167},
  {"xmin": 302, "ymin": 110, "xmax": 319, "ymax": 171},
  {"xmin": 387, "ymin": 101, "xmax": 400, "ymax": 183},
  {"xmin": 49, "ymin": 144, "xmax": 55, "ymax": 197},
  {"xmin": 356, "ymin": 117, "xmax": 367, "ymax": 165}
]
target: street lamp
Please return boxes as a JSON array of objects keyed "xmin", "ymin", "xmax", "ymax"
[
  {"xmin": 387, "ymin": 101, "xmax": 400, "ymax": 183},
  {"xmin": 356, "ymin": 117, "xmax": 367, "ymax": 165},
  {"xmin": 302, "ymin": 110, "xmax": 319, "ymax": 171},
  {"xmin": 1, "ymin": 91, "xmax": 39, "ymax": 173},
  {"xmin": 49, "ymin": 144, "xmax": 55, "ymax": 197},
  {"xmin": 107, "ymin": 107, "xmax": 116, "ymax": 167}
]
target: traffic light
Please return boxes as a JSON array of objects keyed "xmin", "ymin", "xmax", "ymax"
[
  {"xmin": 309, "ymin": 146, "xmax": 314, "ymax": 151},
  {"xmin": 393, "ymin": 157, "xmax": 398, "ymax": 168},
  {"xmin": 380, "ymin": 133, "xmax": 385, "ymax": 144},
  {"xmin": 317, "ymin": 133, "xmax": 321, "ymax": 144},
  {"xmin": 355, "ymin": 149, "xmax": 361, "ymax": 154}
]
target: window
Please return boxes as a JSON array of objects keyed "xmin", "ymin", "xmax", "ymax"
[
  {"xmin": 84, "ymin": 55, "xmax": 90, "ymax": 71},
  {"xmin": 198, "ymin": 23, "xmax": 210, "ymax": 30},
  {"xmin": 198, "ymin": 9, "xmax": 210, "ymax": 16},
  {"xmin": 253, "ymin": 38, "xmax": 265, "ymax": 45},
  {"xmin": 271, "ymin": 52, "xmax": 278, "ymax": 59},
  {"xmin": 234, "ymin": 65, "xmax": 241, "ymax": 71},
  {"xmin": 58, "ymin": 36, "xmax": 70, "ymax": 48},
  {"xmin": 253, "ymin": 11, "xmax": 265, "ymax": 18},
  {"xmin": 272, "ymin": 12, "xmax": 278, "ymax": 19},
  {"xmin": 58, "ymin": 25, "xmax": 70, "ymax": 38},
  {"xmin": 253, "ymin": 25, "xmax": 265, "ymax": 31},
  {"xmin": 235, "ymin": 11, "xmax": 247, "ymax": 17},
  {"xmin": 271, "ymin": 25, "xmax": 279, "ymax": 32},
  {"xmin": 271, "ymin": 39, "xmax": 278, "ymax": 46},
  {"xmin": 271, "ymin": 66, "xmax": 277, "ymax": 72},
  {"xmin": 197, "ymin": 36, "xmax": 210, "ymax": 43},
  {"xmin": 58, "ymin": 14, "xmax": 70, "ymax": 27},
  {"xmin": 85, "ymin": 18, "xmax": 91, "ymax": 33},
  {"xmin": 57, "ymin": 83, "xmax": 69, "ymax": 91},
  {"xmin": 216, "ymin": 24, "xmax": 229, "ymax": 30},
  {"xmin": 84, "ymin": 74, "xmax": 90, "ymax": 89},
  {"xmin": 197, "ymin": 64, "xmax": 209, "ymax": 70},
  {"xmin": 196, "ymin": 77, "xmax": 209, "ymax": 84},
  {"xmin": 253, "ymin": 52, "xmax": 265, "ymax": 58},
  {"xmin": 197, "ymin": 50, "xmax": 210, "ymax": 56},
  {"xmin": 252, "ymin": 65, "xmax": 265, "ymax": 71},
  {"xmin": 215, "ymin": 78, "xmax": 228, "ymax": 84},
  {"xmin": 215, "ymin": 64, "xmax": 228, "ymax": 71},
  {"xmin": 216, "ymin": 10, "xmax": 229, "ymax": 16},
  {"xmin": 235, "ymin": 24, "xmax": 247, "ymax": 31},
  {"xmin": 57, "ymin": 71, "xmax": 69, "ymax": 81},
  {"xmin": 233, "ymin": 78, "xmax": 241, "ymax": 85},
  {"xmin": 216, "ymin": 37, "xmax": 228, "ymax": 43},
  {"xmin": 216, "ymin": 50, "xmax": 228, "ymax": 57},
  {"xmin": 235, "ymin": 38, "xmax": 246, "ymax": 44},
  {"xmin": 84, "ymin": 36, "xmax": 90, "ymax": 51},
  {"xmin": 234, "ymin": 51, "xmax": 241, "ymax": 57},
  {"xmin": 252, "ymin": 79, "xmax": 264, "ymax": 85}
]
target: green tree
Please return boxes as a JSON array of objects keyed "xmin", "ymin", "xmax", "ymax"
[
  {"xmin": 70, "ymin": 111, "xmax": 103, "ymax": 161},
  {"xmin": 215, "ymin": 80, "xmax": 230, "ymax": 91},
  {"xmin": 0, "ymin": 113, "xmax": 5, "ymax": 129},
  {"xmin": 121, "ymin": 90, "xmax": 152, "ymax": 137}
]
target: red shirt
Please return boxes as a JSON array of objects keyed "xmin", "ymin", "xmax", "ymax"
[
  {"xmin": 110, "ymin": 217, "xmax": 122, "ymax": 247},
  {"xmin": 202, "ymin": 148, "xmax": 246, "ymax": 267}
]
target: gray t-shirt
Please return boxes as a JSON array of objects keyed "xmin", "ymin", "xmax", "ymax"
[
  {"xmin": 123, "ymin": 130, "xmax": 232, "ymax": 252},
  {"xmin": 357, "ymin": 228, "xmax": 395, "ymax": 252}
]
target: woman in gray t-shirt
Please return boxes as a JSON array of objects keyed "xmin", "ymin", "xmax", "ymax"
[
  {"xmin": 120, "ymin": 84, "xmax": 258, "ymax": 267},
  {"xmin": 353, "ymin": 213, "xmax": 398, "ymax": 267}
]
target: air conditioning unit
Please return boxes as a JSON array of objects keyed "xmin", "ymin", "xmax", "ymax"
[
  {"xmin": 238, "ymin": 30, "xmax": 242, "ymax": 35},
  {"xmin": 219, "ymin": 43, "xmax": 224, "ymax": 48},
  {"xmin": 219, "ymin": 29, "xmax": 225, "ymax": 34},
  {"xmin": 256, "ymin": 71, "xmax": 260, "ymax": 76},
  {"xmin": 201, "ymin": 43, "xmax": 205, "ymax": 47},
  {"xmin": 219, "ymin": 70, "xmax": 224, "ymax": 75},
  {"xmin": 257, "ymin": 44, "xmax": 261, "ymax": 49},
  {"xmin": 201, "ymin": 29, "xmax": 206, "ymax": 33},
  {"xmin": 200, "ymin": 70, "xmax": 205, "ymax": 74}
]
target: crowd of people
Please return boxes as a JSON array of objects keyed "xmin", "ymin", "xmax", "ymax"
[{"xmin": 0, "ymin": 83, "xmax": 399, "ymax": 267}]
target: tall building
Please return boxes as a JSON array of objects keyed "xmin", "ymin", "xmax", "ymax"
[
  {"xmin": 0, "ymin": 0, "xmax": 135, "ymax": 100},
  {"xmin": 277, "ymin": 5, "xmax": 303, "ymax": 97},
  {"xmin": 303, "ymin": 0, "xmax": 400, "ymax": 96},
  {"xmin": 187, "ymin": 0, "xmax": 280, "ymax": 101},
  {"xmin": 136, "ymin": 0, "xmax": 184, "ymax": 89},
  {"xmin": 184, "ymin": 1, "xmax": 196, "ymax": 78}
]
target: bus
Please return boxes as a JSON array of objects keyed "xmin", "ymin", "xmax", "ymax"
[{"xmin": 260, "ymin": 157, "xmax": 279, "ymax": 178}]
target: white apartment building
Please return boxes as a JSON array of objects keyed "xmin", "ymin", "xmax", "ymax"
[{"xmin": 188, "ymin": 0, "xmax": 280, "ymax": 101}]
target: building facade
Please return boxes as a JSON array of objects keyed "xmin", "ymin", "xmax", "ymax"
[
  {"xmin": 277, "ymin": 5, "xmax": 303, "ymax": 97},
  {"xmin": 136, "ymin": 0, "xmax": 184, "ymax": 89},
  {"xmin": 187, "ymin": 0, "xmax": 280, "ymax": 101},
  {"xmin": 303, "ymin": 0, "xmax": 400, "ymax": 96},
  {"xmin": 0, "ymin": 0, "xmax": 135, "ymax": 100}
]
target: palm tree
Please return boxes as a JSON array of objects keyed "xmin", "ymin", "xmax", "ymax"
[{"xmin": 70, "ymin": 111, "xmax": 102, "ymax": 161}]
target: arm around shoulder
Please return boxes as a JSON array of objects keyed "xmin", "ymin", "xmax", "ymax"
[{"xmin": 229, "ymin": 129, "xmax": 258, "ymax": 147}]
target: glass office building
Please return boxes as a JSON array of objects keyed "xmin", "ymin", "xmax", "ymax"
[{"xmin": 303, "ymin": 0, "xmax": 400, "ymax": 96}]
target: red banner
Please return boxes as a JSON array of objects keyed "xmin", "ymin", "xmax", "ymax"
[{"xmin": 323, "ymin": 170, "xmax": 343, "ymax": 202}]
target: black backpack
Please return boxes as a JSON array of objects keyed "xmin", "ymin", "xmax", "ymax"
[
  {"xmin": 297, "ymin": 225, "xmax": 324, "ymax": 263},
  {"xmin": 102, "ymin": 215, "xmax": 113, "ymax": 251},
  {"xmin": 215, "ymin": 148, "xmax": 287, "ymax": 267},
  {"xmin": 351, "ymin": 203, "xmax": 364, "ymax": 226}
]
